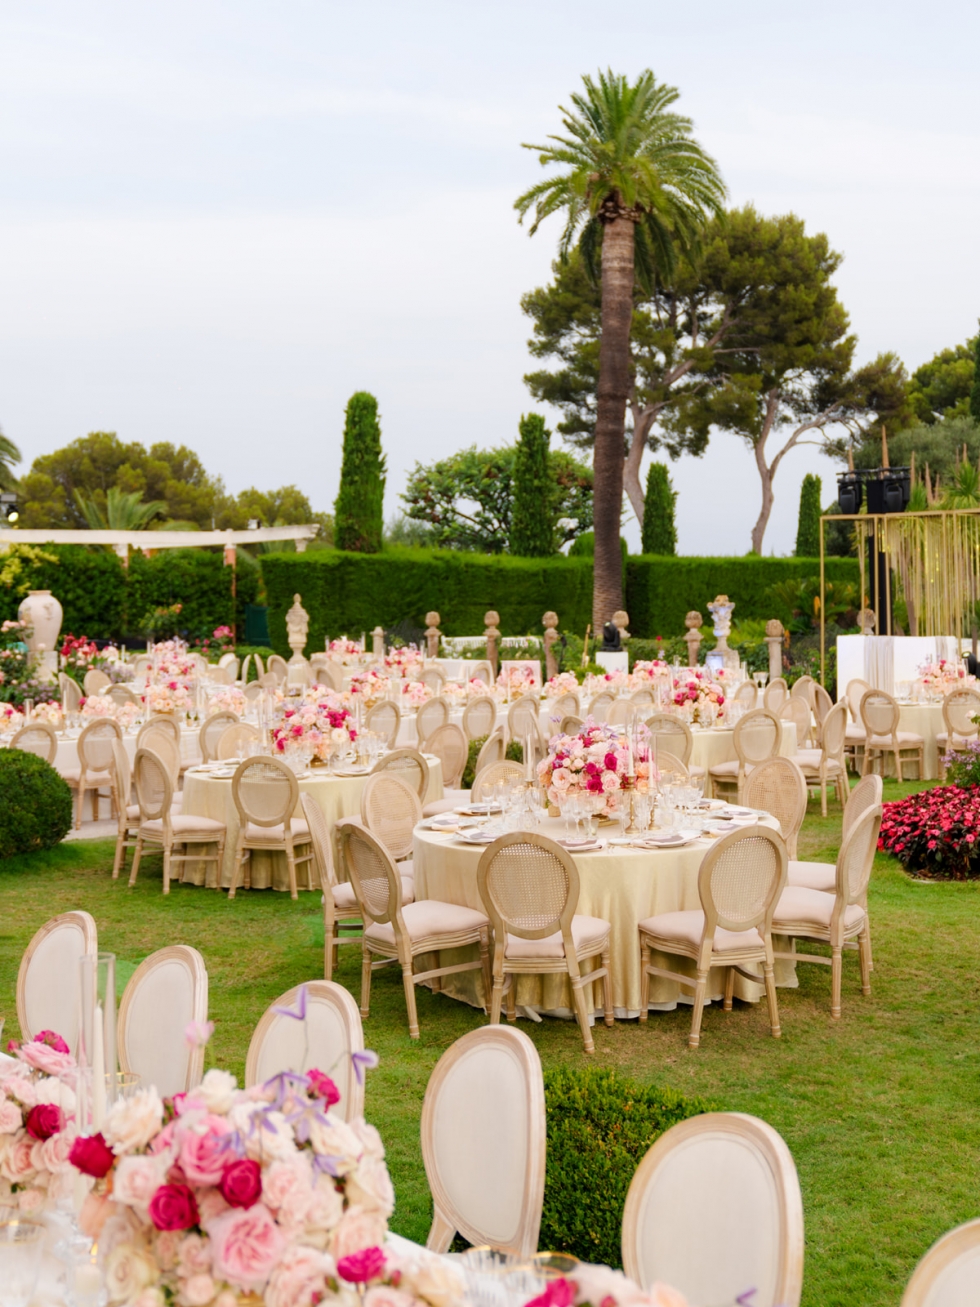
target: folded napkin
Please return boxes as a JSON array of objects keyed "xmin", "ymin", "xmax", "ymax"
[{"xmin": 557, "ymin": 838, "xmax": 602, "ymax": 851}]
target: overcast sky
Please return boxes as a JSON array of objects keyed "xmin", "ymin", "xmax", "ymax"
[{"xmin": 2, "ymin": 1, "xmax": 978, "ymax": 555}]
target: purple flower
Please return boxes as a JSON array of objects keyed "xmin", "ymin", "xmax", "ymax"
[{"xmin": 351, "ymin": 1049, "xmax": 379, "ymax": 1085}]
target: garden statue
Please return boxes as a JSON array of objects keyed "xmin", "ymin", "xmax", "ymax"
[
  {"xmin": 285, "ymin": 594, "xmax": 309, "ymax": 662},
  {"xmin": 601, "ymin": 621, "xmax": 622, "ymax": 652},
  {"xmin": 765, "ymin": 619, "xmax": 785, "ymax": 684},
  {"xmin": 708, "ymin": 594, "xmax": 739, "ymax": 669},
  {"xmin": 612, "ymin": 609, "xmax": 631, "ymax": 643},
  {"xmin": 18, "ymin": 589, "xmax": 62, "ymax": 681},
  {"xmin": 684, "ymin": 611, "xmax": 702, "ymax": 668},
  {"xmin": 424, "ymin": 612, "xmax": 441, "ymax": 659},
  {"xmin": 484, "ymin": 610, "xmax": 501, "ymax": 678},
  {"xmin": 858, "ymin": 608, "xmax": 877, "ymax": 636},
  {"xmin": 371, "ymin": 625, "xmax": 385, "ymax": 661},
  {"xmin": 542, "ymin": 611, "xmax": 560, "ymax": 679}
]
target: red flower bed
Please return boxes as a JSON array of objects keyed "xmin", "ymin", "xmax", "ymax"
[{"xmin": 879, "ymin": 784, "xmax": 980, "ymax": 879}]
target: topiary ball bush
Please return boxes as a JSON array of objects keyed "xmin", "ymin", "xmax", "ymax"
[
  {"xmin": 460, "ymin": 734, "xmax": 524, "ymax": 789},
  {"xmin": 0, "ymin": 751, "xmax": 73, "ymax": 859},
  {"xmin": 540, "ymin": 1067, "xmax": 713, "ymax": 1268}
]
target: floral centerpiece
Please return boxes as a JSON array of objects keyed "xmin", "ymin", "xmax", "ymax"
[
  {"xmin": 917, "ymin": 658, "xmax": 967, "ymax": 698},
  {"xmin": 327, "ymin": 638, "xmax": 363, "ymax": 661},
  {"xmin": 31, "ymin": 700, "xmax": 64, "ymax": 726},
  {"xmin": 146, "ymin": 681, "xmax": 192, "ymax": 715},
  {"xmin": 399, "ymin": 680, "xmax": 432, "ymax": 708},
  {"xmin": 347, "ymin": 669, "xmax": 389, "ymax": 709},
  {"xmin": 629, "ymin": 660, "xmax": 670, "ymax": 683},
  {"xmin": 69, "ymin": 1032, "xmax": 462, "ymax": 1307},
  {"xmin": 81, "ymin": 698, "xmax": 141, "ymax": 731},
  {"xmin": 544, "ymin": 672, "xmax": 580, "ymax": 698},
  {"xmin": 581, "ymin": 670, "xmax": 627, "ymax": 700},
  {"xmin": 440, "ymin": 678, "xmax": 492, "ymax": 706},
  {"xmin": 193, "ymin": 626, "xmax": 236, "ymax": 659},
  {"xmin": 672, "ymin": 670, "xmax": 725, "ymax": 724},
  {"xmin": 526, "ymin": 1270, "xmax": 687, "ymax": 1307},
  {"xmin": 384, "ymin": 645, "xmax": 423, "ymax": 677},
  {"xmin": 273, "ymin": 703, "xmax": 357, "ymax": 763},
  {"xmin": 497, "ymin": 664, "xmax": 539, "ymax": 697},
  {"xmin": 208, "ymin": 688, "xmax": 247, "ymax": 716},
  {"xmin": 0, "ymin": 1030, "xmax": 80, "ymax": 1214},
  {"xmin": 0, "ymin": 703, "xmax": 25, "ymax": 734},
  {"xmin": 537, "ymin": 719, "xmax": 633, "ymax": 816}
]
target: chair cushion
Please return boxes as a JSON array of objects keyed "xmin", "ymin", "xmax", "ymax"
[
  {"xmin": 398, "ymin": 859, "xmax": 414, "ymax": 880},
  {"xmin": 504, "ymin": 914, "xmax": 610, "ymax": 960},
  {"xmin": 140, "ymin": 815, "xmax": 226, "ymax": 836},
  {"xmin": 242, "ymin": 818, "xmax": 311, "ymax": 844},
  {"xmin": 332, "ymin": 879, "xmax": 413, "ymax": 909},
  {"xmin": 60, "ymin": 768, "xmax": 113, "ymax": 786},
  {"xmin": 707, "ymin": 759, "xmax": 740, "ymax": 777},
  {"xmin": 773, "ymin": 885, "xmax": 865, "ymax": 933},
  {"xmin": 422, "ymin": 790, "xmax": 471, "ymax": 818},
  {"xmin": 125, "ymin": 804, "xmax": 141, "ymax": 821},
  {"xmin": 787, "ymin": 860, "xmax": 835, "ymax": 892},
  {"xmin": 845, "ymin": 723, "xmax": 866, "ymax": 743},
  {"xmin": 688, "ymin": 765, "xmax": 706, "ymax": 779},
  {"xmin": 936, "ymin": 732, "xmax": 975, "ymax": 749},
  {"xmin": 866, "ymin": 732, "xmax": 924, "ymax": 748},
  {"xmin": 365, "ymin": 900, "xmax": 488, "ymax": 949},
  {"xmin": 638, "ymin": 909, "xmax": 764, "ymax": 954},
  {"xmin": 792, "ymin": 749, "xmax": 842, "ymax": 774}
]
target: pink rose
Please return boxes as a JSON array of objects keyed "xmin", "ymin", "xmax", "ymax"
[
  {"xmin": 26, "ymin": 1102, "xmax": 64, "ymax": 1140},
  {"xmin": 307, "ymin": 1070, "xmax": 340, "ymax": 1107},
  {"xmin": 262, "ymin": 1156, "xmax": 314, "ymax": 1225},
  {"xmin": 149, "ymin": 1183, "xmax": 199, "ymax": 1231},
  {"xmin": 177, "ymin": 1234, "xmax": 213, "ymax": 1276},
  {"xmin": 181, "ymin": 1273, "xmax": 217, "ymax": 1306},
  {"xmin": 266, "ymin": 1245, "xmax": 331, "ymax": 1307},
  {"xmin": 0, "ymin": 1099, "xmax": 22, "ymax": 1133},
  {"xmin": 0, "ymin": 1136, "xmax": 37, "ymax": 1183},
  {"xmin": 197, "ymin": 1189, "xmax": 231, "ymax": 1223},
  {"xmin": 18, "ymin": 1042, "xmax": 75, "ymax": 1077},
  {"xmin": 34, "ymin": 1030, "xmax": 70, "ymax": 1053},
  {"xmin": 337, "ymin": 1247, "xmax": 386, "ymax": 1284},
  {"xmin": 220, "ymin": 1159, "xmax": 263, "ymax": 1209},
  {"xmin": 37, "ymin": 1127, "xmax": 75, "ymax": 1172},
  {"xmin": 206, "ymin": 1203, "xmax": 286, "ymax": 1292},
  {"xmin": 178, "ymin": 1115, "xmax": 233, "ymax": 1184}
]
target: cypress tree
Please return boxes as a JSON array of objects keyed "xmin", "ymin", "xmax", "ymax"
[
  {"xmin": 795, "ymin": 473, "xmax": 822, "ymax": 556},
  {"xmin": 970, "ymin": 332, "xmax": 980, "ymax": 422},
  {"xmin": 640, "ymin": 462, "xmax": 677, "ymax": 555},
  {"xmin": 509, "ymin": 413, "xmax": 554, "ymax": 556},
  {"xmin": 334, "ymin": 392, "xmax": 386, "ymax": 553}
]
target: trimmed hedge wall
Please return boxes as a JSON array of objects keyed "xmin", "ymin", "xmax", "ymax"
[
  {"xmin": 627, "ymin": 554, "xmax": 860, "ymax": 637},
  {"xmin": 260, "ymin": 548, "xmax": 595, "ymax": 654}
]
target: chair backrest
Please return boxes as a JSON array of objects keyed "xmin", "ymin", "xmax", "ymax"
[
  {"xmin": 587, "ymin": 691, "xmax": 616, "ymax": 723},
  {"xmin": 842, "ymin": 773, "xmax": 882, "ymax": 841},
  {"xmin": 558, "ymin": 714, "xmax": 584, "ymax": 736},
  {"xmin": 845, "ymin": 676, "xmax": 871, "ymax": 723},
  {"xmin": 337, "ymin": 819, "xmax": 404, "ymax": 926},
  {"xmin": 734, "ymin": 710, "xmax": 782, "ymax": 769},
  {"xmin": 59, "ymin": 672, "xmax": 82, "ymax": 713},
  {"xmin": 132, "ymin": 656, "xmax": 152, "ymax": 678},
  {"xmin": 741, "ymin": 758, "xmax": 807, "ymax": 857},
  {"xmin": 943, "ymin": 687, "xmax": 980, "ymax": 740},
  {"xmin": 117, "ymin": 945, "xmax": 208, "ymax": 1097},
  {"xmin": 468, "ymin": 661, "xmax": 493, "ymax": 684},
  {"xmin": 111, "ymin": 737, "xmax": 133, "ymax": 807},
  {"xmin": 548, "ymin": 691, "xmax": 578, "ymax": 719},
  {"xmin": 420, "ymin": 667, "xmax": 446, "ymax": 693},
  {"xmin": 764, "ymin": 677, "xmax": 788, "ymax": 713},
  {"xmin": 475, "ymin": 726, "xmax": 507, "ymax": 772},
  {"xmin": 210, "ymin": 661, "xmax": 238, "ymax": 686},
  {"xmin": 245, "ymin": 981, "xmax": 365, "ymax": 1121},
  {"xmin": 232, "ymin": 755, "xmax": 299, "ymax": 828},
  {"xmin": 218, "ymin": 652, "xmax": 240, "ymax": 678},
  {"xmin": 424, "ymin": 722, "xmax": 468, "ymax": 788},
  {"xmin": 477, "ymin": 833, "xmax": 578, "ymax": 947},
  {"xmin": 819, "ymin": 700, "xmax": 848, "ymax": 761},
  {"xmin": 778, "ymin": 696, "xmax": 811, "ymax": 745},
  {"xmin": 628, "ymin": 687, "xmax": 656, "ymax": 712},
  {"xmin": 267, "ymin": 654, "xmax": 290, "ymax": 684},
  {"xmin": 9, "ymin": 722, "xmax": 57, "ymax": 763},
  {"xmin": 790, "ymin": 675, "xmax": 814, "ymax": 707},
  {"xmin": 252, "ymin": 653, "xmax": 265, "ymax": 678},
  {"xmin": 421, "ymin": 1025, "xmax": 545, "ymax": 1258},
  {"xmin": 365, "ymin": 700, "xmax": 401, "ymax": 748},
  {"xmin": 78, "ymin": 717, "xmax": 123, "ymax": 773},
  {"xmin": 134, "ymin": 747, "xmax": 174, "ymax": 822},
  {"xmin": 730, "ymin": 681, "xmax": 756, "ymax": 708},
  {"xmin": 860, "ymin": 688, "xmax": 900, "ymax": 741},
  {"xmin": 813, "ymin": 682, "xmax": 834, "ymax": 727},
  {"xmin": 606, "ymin": 699, "xmax": 633, "ymax": 727},
  {"xmin": 417, "ymin": 695, "xmax": 451, "ymax": 747},
  {"xmin": 360, "ymin": 772, "xmax": 422, "ymax": 860},
  {"xmin": 835, "ymin": 805, "xmax": 882, "ymax": 907},
  {"xmin": 300, "ymin": 791, "xmax": 338, "ymax": 898},
  {"xmin": 200, "ymin": 710, "xmax": 241, "ymax": 762},
  {"xmin": 645, "ymin": 714, "xmax": 693, "ymax": 767},
  {"xmin": 137, "ymin": 714, "xmax": 181, "ymax": 749},
  {"xmin": 243, "ymin": 681, "xmax": 265, "ymax": 703},
  {"xmin": 462, "ymin": 696, "xmax": 498, "ymax": 740},
  {"xmin": 315, "ymin": 662, "xmax": 344, "ymax": 692},
  {"xmin": 699, "ymin": 825, "xmax": 787, "ymax": 937},
  {"xmin": 621, "ymin": 1111, "xmax": 804, "ymax": 1307},
  {"xmin": 16, "ymin": 911, "xmax": 98, "ymax": 1053},
  {"xmin": 258, "ymin": 672, "xmax": 280, "ymax": 692},
  {"xmin": 507, "ymin": 697, "xmax": 539, "ymax": 742},
  {"xmin": 901, "ymin": 1216, "xmax": 980, "ymax": 1307},
  {"xmin": 472, "ymin": 760, "xmax": 526, "ymax": 802},
  {"xmin": 107, "ymin": 683, "xmax": 140, "ymax": 707},
  {"xmin": 371, "ymin": 747, "xmax": 429, "ymax": 799},
  {"xmin": 143, "ymin": 731, "xmax": 180, "ymax": 789},
  {"xmin": 83, "ymin": 668, "xmax": 111, "ymax": 696},
  {"xmin": 215, "ymin": 722, "xmax": 261, "ymax": 760}
]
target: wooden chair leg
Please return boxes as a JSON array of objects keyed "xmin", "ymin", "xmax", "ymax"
[
  {"xmin": 213, "ymin": 835, "xmax": 226, "ymax": 891},
  {"xmin": 75, "ymin": 782, "xmax": 84, "ymax": 830},
  {"xmin": 504, "ymin": 972, "xmax": 518, "ymax": 1022},
  {"xmin": 112, "ymin": 830, "xmax": 125, "ymax": 879},
  {"xmin": 570, "ymin": 976, "xmax": 595, "ymax": 1054},
  {"xmin": 763, "ymin": 962, "xmax": 781, "ymax": 1037},
  {"xmin": 229, "ymin": 837, "xmax": 245, "ymax": 899},
  {"xmin": 431, "ymin": 950, "xmax": 443, "ymax": 994},
  {"xmin": 858, "ymin": 929, "xmax": 872, "ymax": 995},
  {"xmin": 688, "ymin": 970, "xmax": 708, "ymax": 1049},
  {"xmin": 831, "ymin": 945, "xmax": 843, "ymax": 1018},
  {"xmin": 285, "ymin": 838, "xmax": 298, "ymax": 900},
  {"xmin": 723, "ymin": 966, "xmax": 735, "ymax": 1011},
  {"xmin": 638, "ymin": 939, "xmax": 651, "ymax": 1022},
  {"xmin": 129, "ymin": 837, "xmax": 144, "ymax": 887},
  {"xmin": 478, "ymin": 927, "xmax": 491, "ymax": 1015},
  {"xmin": 359, "ymin": 945, "xmax": 373, "ymax": 1018},
  {"xmin": 162, "ymin": 838, "xmax": 172, "ymax": 896},
  {"xmin": 490, "ymin": 973, "xmax": 505, "ymax": 1025},
  {"xmin": 601, "ymin": 947, "xmax": 614, "ymax": 1026},
  {"xmin": 402, "ymin": 963, "xmax": 420, "ymax": 1039},
  {"xmin": 324, "ymin": 927, "xmax": 335, "ymax": 980}
]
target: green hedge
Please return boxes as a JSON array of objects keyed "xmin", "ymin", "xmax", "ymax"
[
  {"xmin": 259, "ymin": 548, "xmax": 595, "ymax": 656},
  {"xmin": 627, "ymin": 554, "xmax": 859, "ymax": 637}
]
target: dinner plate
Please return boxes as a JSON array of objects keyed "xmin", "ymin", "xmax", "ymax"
[
  {"xmin": 455, "ymin": 803, "xmax": 501, "ymax": 816},
  {"xmin": 557, "ymin": 838, "xmax": 603, "ymax": 852},
  {"xmin": 456, "ymin": 830, "xmax": 495, "ymax": 845},
  {"xmin": 638, "ymin": 829, "xmax": 701, "ymax": 848}
]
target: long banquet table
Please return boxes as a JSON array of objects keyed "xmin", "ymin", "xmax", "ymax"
[{"xmin": 411, "ymin": 811, "xmax": 796, "ymax": 1020}]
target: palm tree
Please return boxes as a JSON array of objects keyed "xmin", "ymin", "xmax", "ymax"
[
  {"xmin": 74, "ymin": 486, "xmax": 168, "ymax": 531},
  {"xmin": 515, "ymin": 70, "xmax": 726, "ymax": 628},
  {"xmin": 0, "ymin": 427, "xmax": 21, "ymax": 492}
]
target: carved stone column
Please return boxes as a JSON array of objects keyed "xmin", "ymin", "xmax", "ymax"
[
  {"xmin": 371, "ymin": 625, "xmax": 385, "ymax": 662},
  {"xmin": 424, "ymin": 611, "xmax": 441, "ymax": 660},
  {"xmin": 765, "ymin": 619, "xmax": 784, "ymax": 684},
  {"xmin": 684, "ymin": 611, "xmax": 703, "ymax": 668},
  {"xmin": 484, "ymin": 610, "xmax": 501, "ymax": 679},
  {"xmin": 542, "ymin": 611, "xmax": 560, "ymax": 680}
]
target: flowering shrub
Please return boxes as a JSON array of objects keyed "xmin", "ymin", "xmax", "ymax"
[
  {"xmin": 193, "ymin": 625, "xmax": 236, "ymax": 659},
  {"xmin": 879, "ymin": 784, "xmax": 980, "ymax": 879},
  {"xmin": 0, "ymin": 620, "xmax": 57, "ymax": 708}
]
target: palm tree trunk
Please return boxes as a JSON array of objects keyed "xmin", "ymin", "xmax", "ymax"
[{"xmin": 593, "ymin": 213, "xmax": 635, "ymax": 631}]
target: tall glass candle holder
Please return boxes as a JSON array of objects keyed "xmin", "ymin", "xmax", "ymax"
[{"xmin": 78, "ymin": 953, "xmax": 117, "ymax": 1130}]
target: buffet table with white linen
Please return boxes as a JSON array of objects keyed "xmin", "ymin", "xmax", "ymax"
[
  {"xmin": 180, "ymin": 757, "xmax": 443, "ymax": 891},
  {"xmin": 411, "ymin": 812, "xmax": 796, "ymax": 1020}
]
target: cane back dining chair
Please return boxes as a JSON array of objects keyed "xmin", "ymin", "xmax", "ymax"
[
  {"xmin": 477, "ymin": 832, "xmax": 614, "ymax": 1054},
  {"xmin": 315, "ymin": 661, "xmax": 344, "ymax": 692},
  {"xmin": 471, "ymin": 760, "xmax": 526, "ymax": 802},
  {"xmin": 462, "ymin": 695, "xmax": 498, "ymax": 741},
  {"xmin": 83, "ymin": 668, "xmax": 111, "ymax": 697},
  {"xmin": 628, "ymin": 686, "xmax": 656, "ymax": 714},
  {"xmin": 468, "ymin": 660, "xmax": 493, "ymax": 685},
  {"xmin": 645, "ymin": 714, "xmax": 693, "ymax": 767},
  {"xmin": 550, "ymin": 691, "xmax": 580, "ymax": 719},
  {"xmin": 812, "ymin": 682, "xmax": 834, "ymax": 741},
  {"xmin": 59, "ymin": 672, "xmax": 82, "ymax": 714},
  {"xmin": 141, "ymin": 730, "xmax": 182, "ymax": 812},
  {"xmin": 507, "ymin": 695, "xmax": 539, "ymax": 743},
  {"xmin": 788, "ymin": 772, "xmax": 881, "ymax": 893},
  {"xmin": 419, "ymin": 666, "xmax": 446, "ymax": 694},
  {"xmin": 708, "ymin": 709, "xmax": 782, "ymax": 802},
  {"xmin": 199, "ymin": 710, "xmax": 241, "ymax": 763},
  {"xmin": 230, "ymin": 755, "xmax": 313, "ymax": 899},
  {"xmin": 638, "ymin": 825, "xmax": 787, "ymax": 1048},
  {"xmin": 107, "ymin": 684, "xmax": 140, "ymax": 707},
  {"xmin": 779, "ymin": 695, "xmax": 812, "ymax": 749},
  {"xmin": 558, "ymin": 714, "xmax": 583, "ymax": 736},
  {"xmin": 763, "ymin": 677, "xmax": 789, "ymax": 713},
  {"xmin": 245, "ymin": 980, "xmax": 365, "ymax": 1121},
  {"xmin": 16, "ymin": 911, "xmax": 98, "ymax": 1054},
  {"xmin": 137, "ymin": 714, "xmax": 181, "ymax": 751},
  {"xmin": 416, "ymin": 695, "xmax": 451, "ymax": 748},
  {"xmin": 475, "ymin": 726, "xmax": 507, "ymax": 772},
  {"xmin": 302, "ymin": 792, "xmax": 368, "ymax": 980},
  {"xmin": 741, "ymin": 756, "xmax": 808, "ymax": 861},
  {"xmin": 621, "ymin": 1112, "xmax": 804, "ymax": 1307},
  {"xmin": 860, "ymin": 689, "xmax": 925, "ymax": 780},
  {"xmin": 111, "ymin": 738, "xmax": 141, "ymax": 880},
  {"xmin": 421, "ymin": 1025, "xmax": 545, "ymax": 1258},
  {"xmin": 790, "ymin": 674, "xmax": 814, "ymax": 707},
  {"xmin": 360, "ymin": 771, "xmax": 421, "ymax": 868},
  {"xmin": 365, "ymin": 700, "xmax": 401, "ymax": 749},
  {"xmin": 424, "ymin": 722, "xmax": 469, "ymax": 790},
  {"xmin": 266, "ymin": 653, "xmax": 290, "ymax": 684},
  {"xmin": 937, "ymin": 686, "xmax": 980, "ymax": 777},
  {"xmin": 117, "ymin": 945, "xmax": 208, "ymax": 1097},
  {"xmin": 64, "ymin": 717, "xmax": 122, "ymax": 828},
  {"xmin": 772, "ymin": 805, "xmax": 881, "ymax": 1018},
  {"xmin": 130, "ymin": 749, "xmax": 226, "ymax": 894},
  {"xmin": 371, "ymin": 747, "xmax": 429, "ymax": 800},
  {"xmin": 9, "ymin": 721, "xmax": 57, "ymax": 763},
  {"xmin": 900, "ymin": 1216, "xmax": 980, "ymax": 1307},
  {"xmin": 586, "ymin": 691, "xmax": 616, "ymax": 723},
  {"xmin": 732, "ymin": 680, "xmax": 759, "ymax": 710},
  {"xmin": 791, "ymin": 699, "xmax": 849, "ymax": 815},
  {"xmin": 215, "ymin": 722, "xmax": 261, "ymax": 760},
  {"xmin": 337, "ymin": 818, "xmax": 492, "ymax": 1039}
]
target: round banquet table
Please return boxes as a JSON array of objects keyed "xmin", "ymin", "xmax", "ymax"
[
  {"xmin": 179, "ymin": 756, "xmax": 444, "ymax": 891},
  {"xmin": 411, "ymin": 812, "xmax": 796, "ymax": 1021},
  {"xmin": 690, "ymin": 720, "xmax": 797, "ymax": 792},
  {"xmin": 53, "ymin": 723, "xmax": 202, "ymax": 777},
  {"xmin": 895, "ymin": 702, "xmax": 943, "ymax": 779}
]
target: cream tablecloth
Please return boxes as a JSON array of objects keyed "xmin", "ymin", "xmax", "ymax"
[
  {"xmin": 412, "ymin": 812, "xmax": 795, "ymax": 1020},
  {"xmin": 180, "ymin": 758, "xmax": 443, "ymax": 891},
  {"xmin": 53, "ymin": 724, "xmax": 202, "ymax": 775},
  {"xmin": 897, "ymin": 702, "xmax": 943, "ymax": 779},
  {"xmin": 689, "ymin": 720, "xmax": 797, "ymax": 792}
]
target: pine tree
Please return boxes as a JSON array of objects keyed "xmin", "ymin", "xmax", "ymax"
[
  {"xmin": 795, "ymin": 473, "xmax": 822, "ymax": 556},
  {"xmin": 509, "ymin": 413, "xmax": 554, "ymax": 556},
  {"xmin": 970, "ymin": 332, "xmax": 980, "ymax": 422},
  {"xmin": 334, "ymin": 392, "xmax": 386, "ymax": 553},
  {"xmin": 640, "ymin": 462, "xmax": 677, "ymax": 555}
]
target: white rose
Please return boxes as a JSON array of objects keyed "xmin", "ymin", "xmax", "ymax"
[
  {"xmin": 349, "ymin": 1119, "xmax": 385, "ymax": 1161},
  {"xmin": 196, "ymin": 1069, "xmax": 238, "ymax": 1115},
  {"xmin": 104, "ymin": 1242, "xmax": 159, "ymax": 1304},
  {"xmin": 33, "ymin": 1076, "xmax": 76, "ymax": 1113},
  {"xmin": 228, "ymin": 1102, "xmax": 297, "ymax": 1163},
  {"xmin": 113, "ymin": 1154, "xmax": 170, "ymax": 1210},
  {"xmin": 344, "ymin": 1154, "xmax": 394, "ymax": 1217},
  {"xmin": 104, "ymin": 1087, "xmax": 164, "ymax": 1154},
  {"xmin": 307, "ymin": 1116, "xmax": 363, "ymax": 1175},
  {"xmin": 397, "ymin": 1256, "xmax": 465, "ymax": 1307}
]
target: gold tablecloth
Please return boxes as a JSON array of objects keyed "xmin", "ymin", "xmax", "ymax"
[
  {"xmin": 411, "ymin": 812, "xmax": 796, "ymax": 1019},
  {"xmin": 179, "ymin": 758, "xmax": 443, "ymax": 891}
]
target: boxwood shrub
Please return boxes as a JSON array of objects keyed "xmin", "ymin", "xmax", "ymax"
[
  {"xmin": 540, "ymin": 1067, "xmax": 713, "ymax": 1268},
  {"xmin": 460, "ymin": 735, "xmax": 523, "ymax": 789},
  {"xmin": 0, "ymin": 752, "xmax": 73, "ymax": 858}
]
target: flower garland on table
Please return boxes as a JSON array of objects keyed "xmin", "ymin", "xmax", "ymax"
[
  {"xmin": 0, "ymin": 1030, "xmax": 80, "ymax": 1215},
  {"xmin": 538, "ymin": 719, "xmax": 641, "ymax": 816},
  {"xmin": 544, "ymin": 672, "xmax": 580, "ymax": 698},
  {"xmin": 878, "ymin": 784, "xmax": 980, "ymax": 879}
]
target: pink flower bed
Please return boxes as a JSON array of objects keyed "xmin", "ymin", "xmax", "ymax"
[{"xmin": 879, "ymin": 784, "xmax": 980, "ymax": 879}]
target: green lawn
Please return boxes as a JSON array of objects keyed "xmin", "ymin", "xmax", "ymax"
[{"xmin": 2, "ymin": 780, "xmax": 978, "ymax": 1307}]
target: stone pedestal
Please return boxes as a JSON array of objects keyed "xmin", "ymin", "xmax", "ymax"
[
  {"xmin": 684, "ymin": 611, "xmax": 703, "ymax": 668},
  {"xmin": 765, "ymin": 619, "xmax": 785, "ymax": 684},
  {"xmin": 371, "ymin": 626, "xmax": 385, "ymax": 662}
]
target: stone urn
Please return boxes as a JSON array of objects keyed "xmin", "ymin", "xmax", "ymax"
[{"xmin": 17, "ymin": 589, "xmax": 63, "ymax": 681}]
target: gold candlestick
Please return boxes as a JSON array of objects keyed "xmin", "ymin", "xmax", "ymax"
[{"xmin": 621, "ymin": 774, "xmax": 637, "ymax": 834}]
